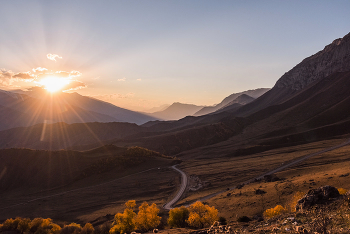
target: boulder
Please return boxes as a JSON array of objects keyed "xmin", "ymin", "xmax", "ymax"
[{"xmin": 296, "ymin": 185, "xmax": 340, "ymax": 211}]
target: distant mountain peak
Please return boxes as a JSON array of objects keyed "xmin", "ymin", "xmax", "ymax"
[
  {"xmin": 275, "ymin": 31, "xmax": 350, "ymax": 90},
  {"xmin": 194, "ymin": 88, "xmax": 270, "ymax": 116}
]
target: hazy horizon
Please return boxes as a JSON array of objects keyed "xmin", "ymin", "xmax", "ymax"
[{"xmin": 1, "ymin": 1, "xmax": 350, "ymax": 112}]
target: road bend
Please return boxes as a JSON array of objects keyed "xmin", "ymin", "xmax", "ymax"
[{"xmin": 163, "ymin": 165, "xmax": 188, "ymax": 210}]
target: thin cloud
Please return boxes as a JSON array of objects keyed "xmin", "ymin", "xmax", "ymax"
[
  {"xmin": 47, "ymin": 54, "xmax": 62, "ymax": 61},
  {"xmin": 13, "ymin": 72, "xmax": 35, "ymax": 80},
  {"xmin": 0, "ymin": 69, "xmax": 35, "ymax": 87},
  {"xmin": 32, "ymin": 67, "xmax": 48, "ymax": 73},
  {"xmin": 136, "ymin": 79, "xmax": 142, "ymax": 81},
  {"xmin": 118, "ymin": 77, "xmax": 126, "ymax": 81},
  {"xmin": 63, "ymin": 80, "xmax": 87, "ymax": 91}
]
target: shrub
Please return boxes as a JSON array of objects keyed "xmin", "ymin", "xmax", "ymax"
[
  {"xmin": 135, "ymin": 202, "xmax": 161, "ymax": 232},
  {"xmin": 0, "ymin": 218, "xmax": 18, "ymax": 231},
  {"xmin": 81, "ymin": 223, "xmax": 94, "ymax": 234},
  {"xmin": 263, "ymin": 205, "xmax": 287, "ymax": 218},
  {"xmin": 167, "ymin": 206, "xmax": 189, "ymax": 228},
  {"xmin": 94, "ymin": 223, "xmax": 111, "ymax": 234},
  {"xmin": 61, "ymin": 223, "xmax": 82, "ymax": 234},
  {"xmin": 338, "ymin": 188, "xmax": 347, "ymax": 195},
  {"xmin": 17, "ymin": 218, "xmax": 31, "ymax": 233},
  {"xmin": 186, "ymin": 201, "xmax": 218, "ymax": 229},
  {"xmin": 110, "ymin": 200, "xmax": 137, "ymax": 234}
]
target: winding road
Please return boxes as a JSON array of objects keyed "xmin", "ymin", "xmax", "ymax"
[
  {"xmin": 163, "ymin": 165, "xmax": 188, "ymax": 210},
  {"xmin": 2, "ymin": 138, "xmax": 350, "ymax": 212},
  {"xmin": 164, "ymin": 138, "xmax": 350, "ymax": 208}
]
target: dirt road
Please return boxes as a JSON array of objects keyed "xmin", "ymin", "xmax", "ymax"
[
  {"xmin": 163, "ymin": 165, "xmax": 188, "ymax": 210},
  {"xmin": 166, "ymin": 138, "xmax": 350, "ymax": 206}
]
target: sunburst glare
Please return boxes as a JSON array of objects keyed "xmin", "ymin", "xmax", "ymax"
[{"xmin": 39, "ymin": 76, "xmax": 70, "ymax": 93}]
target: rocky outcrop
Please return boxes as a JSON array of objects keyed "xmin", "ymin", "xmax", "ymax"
[
  {"xmin": 296, "ymin": 185, "xmax": 340, "ymax": 211},
  {"xmin": 275, "ymin": 32, "xmax": 350, "ymax": 90}
]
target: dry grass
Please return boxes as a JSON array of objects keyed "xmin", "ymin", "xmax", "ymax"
[{"xmin": 176, "ymin": 138, "xmax": 350, "ymax": 223}]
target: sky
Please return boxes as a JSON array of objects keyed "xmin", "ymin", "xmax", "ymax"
[{"xmin": 0, "ymin": 1, "xmax": 350, "ymax": 112}]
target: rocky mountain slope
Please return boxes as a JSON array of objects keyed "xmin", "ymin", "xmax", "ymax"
[{"xmin": 276, "ymin": 32, "xmax": 350, "ymax": 90}]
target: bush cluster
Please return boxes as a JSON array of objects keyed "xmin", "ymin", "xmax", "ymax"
[
  {"xmin": 109, "ymin": 200, "xmax": 161, "ymax": 234},
  {"xmin": 0, "ymin": 217, "xmax": 94, "ymax": 234},
  {"xmin": 1, "ymin": 200, "xmax": 218, "ymax": 234},
  {"xmin": 168, "ymin": 201, "xmax": 218, "ymax": 229}
]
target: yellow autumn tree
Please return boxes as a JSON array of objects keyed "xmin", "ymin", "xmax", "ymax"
[
  {"xmin": 109, "ymin": 200, "xmax": 137, "ymax": 234},
  {"xmin": 81, "ymin": 223, "xmax": 94, "ymax": 234},
  {"xmin": 135, "ymin": 202, "xmax": 161, "ymax": 232},
  {"xmin": 168, "ymin": 206, "xmax": 190, "ymax": 228},
  {"xmin": 186, "ymin": 201, "xmax": 218, "ymax": 229},
  {"xmin": 263, "ymin": 205, "xmax": 287, "ymax": 218}
]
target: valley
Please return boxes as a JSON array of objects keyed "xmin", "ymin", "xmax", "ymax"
[{"xmin": 1, "ymin": 17, "xmax": 350, "ymax": 233}]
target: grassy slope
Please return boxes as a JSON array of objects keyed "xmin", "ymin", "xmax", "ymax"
[{"xmin": 0, "ymin": 145, "xmax": 179, "ymax": 223}]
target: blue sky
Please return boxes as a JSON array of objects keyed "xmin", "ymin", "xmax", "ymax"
[{"xmin": 1, "ymin": 1, "xmax": 350, "ymax": 111}]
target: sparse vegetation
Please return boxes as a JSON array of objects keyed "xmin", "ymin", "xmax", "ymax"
[
  {"xmin": 338, "ymin": 187, "xmax": 348, "ymax": 195},
  {"xmin": 263, "ymin": 205, "xmax": 287, "ymax": 218}
]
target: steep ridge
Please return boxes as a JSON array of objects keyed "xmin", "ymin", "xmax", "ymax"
[
  {"xmin": 213, "ymin": 94, "xmax": 255, "ymax": 114},
  {"xmin": 194, "ymin": 88, "xmax": 269, "ymax": 116},
  {"xmin": 176, "ymin": 71, "xmax": 350, "ymax": 159},
  {"xmin": 230, "ymin": 32, "xmax": 350, "ymax": 117},
  {"xmin": 276, "ymin": 32, "xmax": 350, "ymax": 90}
]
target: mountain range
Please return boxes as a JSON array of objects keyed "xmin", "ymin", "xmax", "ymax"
[
  {"xmin": 147, "ymin": 89, "xmax": 268, "ymax": 120},
  {"xmin": 1, "ymin": 32, "xmax": 350, "ymax": 159},
  {"xmin": 0, "ymin": 90, "xmax": 157, "ymax": 131}
]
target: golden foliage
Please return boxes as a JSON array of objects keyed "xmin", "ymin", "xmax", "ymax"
[
  {"xmin": 186, "ymin": 201, "xmax": 218, "ymax": 229},
  {"xmin": 125, "ymin": 200, "xmax": 136, "ymax": 209},
  {"xmin": 263, "ymin": 205, "xmax": 287, "ymax": 218},
  {"xmin": 109, "ymin": 201, "xmax": 137, "ymax": 234},
  {"xmin": 338, "ymin": 188, "xmax": 348, "ymax": 195},
  {"xmin": 287, "ymin": 191, "xmax": 305, "ymax": 212},
  {"xmin": 168, "ymin": 206, "xmax": 190, "ymax": 228},
  {"xmin": 61, "ymin": 223, "xmax": 82, "ymax": 234},
  {"xmin": 135, "ymin": 202, "xmax": 161, "ymax": 232}
]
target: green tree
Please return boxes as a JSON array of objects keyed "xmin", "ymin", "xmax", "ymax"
[{"xmin": 168, "ymin": 206, "xmax": 189, "ymax": 228}]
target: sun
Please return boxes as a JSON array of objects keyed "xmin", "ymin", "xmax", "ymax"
[{"xmin": 39, "ymin": 76, "xmax": 70, "ymax": 93}]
